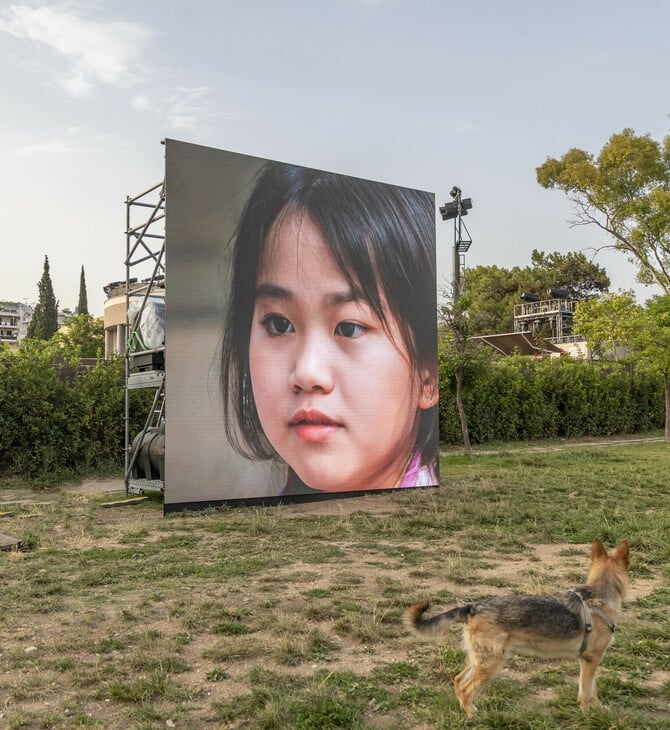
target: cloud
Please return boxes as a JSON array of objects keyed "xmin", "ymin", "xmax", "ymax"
[
  {"xmin": 14, "ymin": 137, "xmax": 74, "ymax": 155},
  {"xmin": 451, "ymin": 119, "xmax": 481, "ymax": 134},
  {"xmin": 0, "ymin": 4, "xmax": 153, "ymax": 97},
  {"xmin": 341, "ymin": 0, "xmax": 407, "ymax": 10},
  {"xmin": 164, "ymin": 87, "xmax": 210, "ymax": 131},
  {"xmin": 14, "ymin": 124, "xmax": 88, "ymax": 155},
  {"xmin": 132, "ymin": 86, "xmax": 242, "ymax": 135},
  {"xmin": 132, "ymin": 93, "xmax": 151, "ymax": 112},
  {"xmin": 65, "ymin": 124, "xmax": 86, "ymax": 136}
]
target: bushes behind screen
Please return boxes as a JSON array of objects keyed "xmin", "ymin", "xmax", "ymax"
[
  {"xmin": 0, "ymin": 343, "xmax": 152, "ymax": 479},
  {"xmin": 0, "ymin": 345, "xmax": 663, "ymax": 479},
  {"xmin": 438, "ymin": 355, "xmax": 664, "ymax": 445}
]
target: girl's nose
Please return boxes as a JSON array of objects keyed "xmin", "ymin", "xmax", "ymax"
[{"xmin": 289, "ymin": 336, "xmax": 334, "ymax": 394}]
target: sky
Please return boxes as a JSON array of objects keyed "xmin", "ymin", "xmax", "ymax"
[{"xmin": 1, "ymin": 0, "xmax": 669, "ymax": 317}]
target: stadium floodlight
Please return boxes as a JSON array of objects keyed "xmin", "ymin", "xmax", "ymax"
[
  {"xmin": 439, "ymin": 194, "xmax": 473, "ymax": 221},
  {"xmin": 441, "ymin": 186, "xmax": 473, "ymax": 294}
]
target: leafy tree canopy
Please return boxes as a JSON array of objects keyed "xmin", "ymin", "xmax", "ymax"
[
  {"xmin": 574, "ymin": 292, "xmax": 670, "ymax": 441},
  {"xmin": 573, "ymin": 291, "xmax": 639, "ymax": 361},
  {"xmin": 463, "ymin": 251, "xmax": 609, "ymax": 334},
  {"xmin": 537, "ymin": 128, "xmax": 670, "ymax": 294},
  {"xmin": 53, "ymin": 313, "xmax": 104, "ymax": 358},
  {"xmin": 530, "ymin": 250, "xmax": 610, "ymax": 300}
]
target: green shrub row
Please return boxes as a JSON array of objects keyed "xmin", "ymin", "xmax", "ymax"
[
  {"xmin": 0, "ymin": 345, "xmax": 664, "ymax": 479},
  {"xmin": 439, "ymin": 356, "xmax": 665, "ymax": 445},
  {"xmin": 0, "ymin": 343, "xmax": 151, "ymax": 480}
]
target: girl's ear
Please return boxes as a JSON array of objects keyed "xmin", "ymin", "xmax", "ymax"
[{"xmin": 418, "ymin": 372, "xmax": 438, "ymax": 410}]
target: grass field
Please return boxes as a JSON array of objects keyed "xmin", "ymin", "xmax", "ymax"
[{"xmin": 1, "ymin": 438, "xmax": 669, "ymax": 729}]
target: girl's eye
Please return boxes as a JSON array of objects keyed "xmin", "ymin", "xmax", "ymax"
[
  {"xmin": 260, "ymin": 314, "xmax": 294, "ymax": 336},
  {"xmin": 335, "ymin": 321, "xmax": 365, "ymax": 338}
]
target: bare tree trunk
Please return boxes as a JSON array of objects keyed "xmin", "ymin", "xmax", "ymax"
[
  {"xmin": 455, "ymin": 365, "xmax": 473, "ymax": 458},
  {"xmin": 665, "ymin": 374, "xmax": 670, "ymax": 444}
]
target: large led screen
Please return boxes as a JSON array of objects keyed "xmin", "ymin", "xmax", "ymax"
[{"xmin": 164, "ymin": 139, "xmax": 439, "ymax": 510}]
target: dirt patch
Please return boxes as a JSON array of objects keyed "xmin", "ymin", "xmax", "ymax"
[{"xmin": 68, "ymin": 478, "xmax": 126, "ymax": 494}]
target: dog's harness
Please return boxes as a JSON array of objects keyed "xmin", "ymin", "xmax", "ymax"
[{"xmin": 571, "ymin": 591, "xmax": 616, "ymax": 654}]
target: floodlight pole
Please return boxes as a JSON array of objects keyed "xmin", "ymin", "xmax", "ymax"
[
  {"xmin": 439, "ymin": 187, "xmax": 473, "ymax": 299},
  {"xmin": 453, "ymin": 187, "xmax": 464, "ymax": 296}
]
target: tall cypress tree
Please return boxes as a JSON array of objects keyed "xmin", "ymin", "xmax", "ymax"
[
  {"xmin": 27, "ymin": 255, "xmax": 59, "ymax": 340},
  {"xmin": 78, "ymin": 265, "xmax": 89, "ymax": 315}
]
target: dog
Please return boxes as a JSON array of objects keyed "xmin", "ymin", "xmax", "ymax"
[{"xmin": 403, "ymin": 538, "xmax": 630, "ymax": 717}]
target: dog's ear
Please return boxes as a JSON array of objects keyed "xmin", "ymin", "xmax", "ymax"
[
  {"xmin": 591, "ymin": 538, "xmax": 607, "ymax": 560},
  {"xmin": 614, "ymin": 540, "xmax": 630, "ymax": 569}
]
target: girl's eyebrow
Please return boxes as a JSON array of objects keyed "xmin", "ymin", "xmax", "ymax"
[
  {"xmin": 255, "ymin": 282, "xmax": 290, "ymax": 301},
  {"xmin": 255, "ymin": 282, "xmax": 367, "ymax": 307}
]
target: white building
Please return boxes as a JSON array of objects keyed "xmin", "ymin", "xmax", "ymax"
[{"xmin": 0, "ymin": 301, "xmax": 34, "ymax": 349}]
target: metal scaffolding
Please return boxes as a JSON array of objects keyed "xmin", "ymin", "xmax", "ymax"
[
  {"xmin": 513, "ymin": 297, "xmax": 577, "ymax": 343},
  {"xmin": 124, "ymin": 181, "xmax": 166, "ymax": 495}
]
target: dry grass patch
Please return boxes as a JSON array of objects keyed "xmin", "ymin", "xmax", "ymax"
[{"xmin": 1, "ymin": 439, "xmax": 669, "ymax": 728}]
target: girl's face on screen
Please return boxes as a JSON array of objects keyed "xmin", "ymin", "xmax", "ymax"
[{"xmin": 248, "ymin": 211, "xmax": 432, "ymax": 491}]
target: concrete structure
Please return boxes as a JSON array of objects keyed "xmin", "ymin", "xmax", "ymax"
[
  {"xmin": 103, "ymin": 281, "xmax": 127, "ymax": 356},
  {"xmin": 103, "ymin": 278, "xmax": 165, "ymax": 358}
]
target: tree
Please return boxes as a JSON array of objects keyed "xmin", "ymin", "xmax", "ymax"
[
  {"xmin": 78, "ymin": 265, "xmax": 89, "ymax": 315},
  {"xmin": 53, "ymin": 313, "xmax": 104, "ymax": 358},
  {"xmin": 462, "ymin": 265, "xmax": 527, "ymax": 334},
  {"xmin": 574, "ymin": 292, "xmax": 670, "ymax": 442},
  {"xmin": 537, "ymin": 128, "xmax": 670, "ymax": 294},
  {"xmin": 464, "ymin": 252, "xmax": 609, "ymax": 335},
  {"xmin": 26, "ymin": 255, "xmax": 59, "ymax": 341},
  {"xmin": 530, "ymin": 250, "xmax": 610, "ymax": 300},
  {"xmin": 440, "ymin": 293, "xmax": 473, "ymax": 457},
  {"xmin": 573, "ymin": 291, "xmax": 638, "ymax": 361},
  {"xmin": 630, "ymin": 296, "xmax": 670, "ymax": 443},
  {"xmin": 439, "ymin": 287, "xmax": 494, "ymax": 457}
]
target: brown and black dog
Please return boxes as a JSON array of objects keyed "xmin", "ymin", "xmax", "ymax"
[{"xmin": 403, "ymin": 539, "xmax": 630, "ymax": 717}]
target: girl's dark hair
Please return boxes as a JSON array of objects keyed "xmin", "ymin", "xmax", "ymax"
[{"xmin": 221, "ymin": 161, "xmax": 438, "ymax": 469}]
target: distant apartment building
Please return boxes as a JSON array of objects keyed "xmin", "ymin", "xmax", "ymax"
[
  {"xmin": 0, "ymin": 301, "xmax": 81, "ymax": 349},
  {"xmin": 0, "ymin": 301, "xmax": 34, "ymax": 349}
]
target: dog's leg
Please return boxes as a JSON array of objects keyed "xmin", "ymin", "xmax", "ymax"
[
  {"xmin": 454, "ymin": 643, "xmax": 508, "ymax": 718},
  {"xmin": 454, "ymin": 663, "xmax": 476, "ymax": 717},
  {"xmin": 578, "ymin": 655, "xmax": 602, "ymax": 707}
]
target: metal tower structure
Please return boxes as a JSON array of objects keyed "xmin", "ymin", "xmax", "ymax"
[
  {"xmin": 124, "ymin": 181, "xmax": 166, "ymax": 495},
  {"xmin": 440, "ymin": 186, "xmax": 473, "ymax": 296}
]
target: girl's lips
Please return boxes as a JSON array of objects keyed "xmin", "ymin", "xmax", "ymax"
[{"xmin": 290, "ymin": 410, "xmax": 342, "ymax": 443}]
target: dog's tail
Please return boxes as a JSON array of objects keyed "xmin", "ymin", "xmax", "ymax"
[{"xmin": 403, "ymin": 600, "xmax": 474, "ymax": 638}]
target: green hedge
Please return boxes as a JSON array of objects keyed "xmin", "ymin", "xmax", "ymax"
[
  {"xmin": 439, "ymin": 355, "xmax": 665, "ymax": 445},
  {"xmin": 0, "ymin": 344, "xmax": 151, "ymax": 480},
  {"xmin": 1, "ymin": 345, "xmax": 664, "ymax": 479}
]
